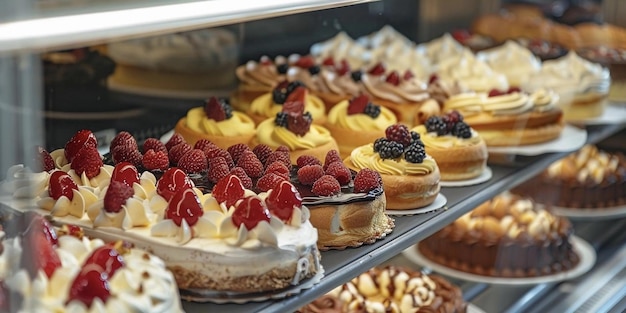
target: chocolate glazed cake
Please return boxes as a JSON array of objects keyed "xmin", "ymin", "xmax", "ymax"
[{"xmin": 419, "ymin": 194, "xmax": 580, "ymax": 278}]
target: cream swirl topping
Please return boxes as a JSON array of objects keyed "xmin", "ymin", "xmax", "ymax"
[
  {"xmin": 327, "ymin": 100, "xmax": 397, "ymax": 131},
  {"xmin": 349, "ymin": 144, "xmax": 437, "ymax": 176},
  {"xmin": 310, "ymin": 32, "xmax": 371, "ymax": 69},
  {"xmin": 87, "ymin": 195, "xmax": 154, "ymax": 231},
  {"xmin": 287, "ymin": 66, "xmax": 361, "ymax": 97},
  {"xmin": 477, "ymin": 40, "xmax": 542, "ymax": 86},
  {"xmin": 416, "ymin": 33, "xmax": 470, "ymax": 65},
  {"xmin": 0, "ymin": 164, "xmax": 50, "ymax": 199},
  {"xmin": 236, "ymin": 58, "xmax": 285, "ymax": 88},
  {"xmin": 38, "ymin": 185, "xmax": 99, "ymax": 218},
  {"xmin": 60, "ymin": 163, "xmax": 114, "ymax": 189},
  {"xmin": 249, "ymin": 93, "xmax": 326, "ymax": 122},
  {"xmin": 186, "ymin": 107, "xmax": 256, "ymax": 136},
  {"xmin": 256, "ymin": 119, "xmax": 334, "ymax": 150},
  {"xmin": 444, "ymin": 89, "xmax": 557, "ymax": 117},
  {"xmin": 413, "ymin": 125, "xmax": 481, "ymax": 149},
  {"xmin": 361, "ymin": 74, "xmax": 430, "ymax": 103},
  {"xmin": 436, "ymin": 50, "xmax": 509, "ymax": 93}
]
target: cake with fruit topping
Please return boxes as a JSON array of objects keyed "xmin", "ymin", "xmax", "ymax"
[
  {"xmin": 345, "ymin": 124, "xmax": 441, "ymax": 210},
  {"xmin": 297, "ymin": 266, "xmax": 467, "ymax": 313},
  {"xmin": 231, "ymin": 55, "xmax": 288, "ymax": 112},
  {"xmin": 416, "ymin": 111, "xmax": 488, "ymax": 181},
  {"xmin": 512, "ymin": 145, "xmax": 626, "ymax": 209},
  {"xmin": 253, "ymin": 88, "xmax": 338, "ymax": 164},
  {"xmin": 325, "ymin": 94, "xmax": 398, "ymax": 159},
  {"xmin": 174, "ymin": 96, "xmax": 256, "ymax": 148},
  {"xmin": 0, "ymin": 213, "xmax": 183, "ymax": 312},
  {"xmin": 248, "ymin": 81, "xmax": 327, "ymax": 125},
  {"xmin": 444, "ymin": 88, "xmax": 564, "ymax": 146},
  {"xmin": 418, "ymin": 193, "xmax": 580, "ymax": 277}
]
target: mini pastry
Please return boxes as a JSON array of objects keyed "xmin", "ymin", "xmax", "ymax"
[
  {"xmin": 309, "ymin": 31, "xmax": 370, "ymax": 70},
  {"xmin": 325, "ymin": 95, "xmax": 398, "ymax": 159},
  {"xmin": 248, "ymin": 80, "xmax": 327, "ymax": 125},
  {"xmin": 416, "ymin": 33, "xmax": 471, "ymax": 65},
  {"xmin": 174, "ymin": 96, "xmax": 256, "ymax": 148},
  {"xmin": 477, "ymin": 40, "xmax": 542, "ymax": 87},
  {"xmin": 415, "ymin": 111, "xmax": 488, "ymax": 181},
  {"xmin": 345, "ymin": 124, "xmax": 441, "ymax": 210},
  {"xmin": 231, "ymin": 55, "xmax": 287, "ymax": 111},
  {"xmin": 253, "ymin": 86, "xmax": 339, "ymax": 164},
  {"xmin": 577, "ymin": 46, "xmax": 626, "ymax": 103}
]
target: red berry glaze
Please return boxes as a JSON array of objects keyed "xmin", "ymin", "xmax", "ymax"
[
  {"xmin": 232, "ymin": 196, "xmax": 271, "ymax": 230},
  {"xmin": 48, "ymin": 170, "xmax": 78, "ymax": 200},
  {"xmin": 83, "ymin": 244, "xmax": 125, "ymax": 278},
  {"xmin": 265, "ymin": 181, "xmax": 302, "ymax": 222},
  {"xmin": 65, "ymin": 129, "xmax": 97, "ymax": 163},
  {"xmin": 488, "ymin": 89, "xmax": 505, "ymax": 97},
  {"xmin": 110, "ymin": 162, "xmax": 140, "ymax": 188},
  {"xmin": 104, "ymin": 181, "xmax": 134, "ymax": 213},
  {"xmin": 156, "ymin": 167, "xmax": 193, "ymax": 201},
  {"xmin": 213, "ymin": 174, "xmax": 245, "ymax": 208},
  {"xmin": 165, "ymin": 188, "xmax": 204, "ymax": 227},
  {"xmin": 110, "ymin": 131, "xmax": 136, "ymax": 153}
]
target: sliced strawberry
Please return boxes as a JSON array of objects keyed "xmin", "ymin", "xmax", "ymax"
[
  {"xmin": 165, "ymin": 133, "xmax": 186, "ymax": 151},
  {"xmin": 156, "ymin": 167, "xmax": 193, "ymax": 201},
  {"xmin": 213, "ymin": 174, "xmax": 245, "ymax": 208},
  {"xmin": 347, "ymin": 95, "xmax": 369, "ymax": 115},
  {"xmin": 282, "ymin": 87, "xmax": 306, "ymax": 115},
  {"xmin": 38, "ymin": 146, "xmax": 55, "ymax": 172},
  {"xmin": 22, "ymin": 215, "xmax": 61, "ymax": 279},
  {"xmin": 178, "ymin": 149, "xmax": 208, "ymax": 174},
  {"xmin": 385, "ymin": 71, "xmax": 400, "ymax": 86},
  {"xmin": 104, "ymin": 181, "xmax": 134, "ymax": 213},
  {"xmin": 368, "ymin": 63, "xmax": 386, "ymax": 76},
  {"xmin": 111, "ymin": 143, "xmax": 142, "ymax": 167},
  {"xmin": 322, "ymin": 56, "xmax": 335, "ymax": 67},
  {"xmin": 67, "ymin": 267, "xmax": 111, "ymax": 307},
  {"xmin": 165, "ymin": 188, "xmax": 204, "ymax": 227},
  {"xmin": 110, "ymin": 131, "xmax": 137, "ymax": 153},
  {"xmin": 294, "ymin": 55, "xmax": 315, "ymax": 68},
  {"xmin": 64, "ymin": 129, "xmax": 97, "ymax": 163},
  {"xmin": 142, "ymin": 149, "xmax": 169, "ymax": 171},
  {"xmin": 70, "ymin": 146, "xmax": 103, "ymax": 179},
  {"xmin": 266, "ymin": 181, "xmax": 302, "ymax": 222},
  {"xmin": 232, "ymin": 196, "xmax": 271, "ymax": 230},
  {"xmin": 169, "ymin": 143, "xmax": 192, "ymax": 166},
  {"xmin": 49, "ymin": 170, "xmax": 78, "ymax": 200},
  {"xmin": 142, "ymin": 138, "xmax": 167, "ymax": 154},
  {"xmin": 110, "ymin": 162, "xmax": 140, "ymax": 187},
  {"xmin": 403, "ymin": 70, "xmax": 415, "ymax": 81}
]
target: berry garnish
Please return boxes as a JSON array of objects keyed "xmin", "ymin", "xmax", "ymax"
[
  {"xmin": 312, "ymin": 175, "xmax": 341, "ymax": 196},
  {"xmin": 351, "ymin": 70, "xmax": 363, "ymax": 82},
  {"xmin": 446, "ymin": 110, "xmax": 463, "ymax": 124},
  {"xmin": 207, "ymin": 157, "xmax": 230, "ymax": 184},
  {"xmin": 83, "ymin": 243, "xmax": 125, "ymax": 277},
  {"xmin": 385, "ymin": 71, "xmax": 400, "ymax": 86},
  {"xmin": 227, "ymin": 143, "xmax": 251, "ymax": 164},
  {"xmin": 111, "ymin": 162, "xmax": 140, "ymax": 187},
  {"xmin": 368, "ymin": 63, "xmax": 386, "ymax": 76},
  {"xmin": 325, "ymin": 162, "xmax": 351, "ymax": 185},
  {"xmin": 428, "ymin": 74, "xmax": 439, "ymax": 84},
  {"xmin": 236, "ymin": 150, "xmax": 264, "ymax": 178},
  {"xmin": 373, "ymin": 138, "xmax": 387, "ymax": 152},
  {"xmin": 265, "ymin": 181, "xmax": 302, "ymax": 222},
  {"xmin": 229, "ymin": 167, "xmax": 253, "ymax": 189},
  {"xmin": 353, "ymin": 169, "xmax": 382, "ymax": 193},
  {"xmin": 203, "ymin": 147, "xmax": 235, "ymax": 169},
  {"xmin": 142, "ymin": 138, "xmax": 167, "ymax": 154},
  {"xmin": 425, "ymin": 116, "xmax": 448, "ymax": 136},
  {"xmin": 296, "ymin": 155, "xmax": 322, "ymax": 168},
  {"xmin": 253, "ymin": 144, "xmax": 273, "ymax": 165},
  {"xmin": 451, "ymin": 29, "xmax": 472, "ymax": 43},
  {"xmin": 103, "ymin": 181, "xmax": 134, "ymax": 213},
  {"xmin": 213, "ymin": 174, "xmax": 245, "ymax": 208},
  {"xmin": 322, "ymin": 56, "xmax": 335, "ymax": 67},
  {"xmin": 65, "ymin": 129, "xmax": 97, "ymax": 163},
  {"xmin": 110, "ymin": 131, "xmax": 136, "ymax": 153},
  {"xmin": 286, "ymin": 81, "xmax": 306, "ymax": 94},
  {"xmin": 294, "ymin": 55, "xmax": 315, "ymax": 68},
  {"xmin": 165, "ymin": 133, "xmax": 185, "ymax": 151},
  {"xmin": 265, "ymin": 151, "xmax": 292, "ymax": 170},
  {"xmin": 48, "ymin": 170, "xmax": 78, "ymax": 200},
  {"xmin": 178, "ymin": 149, "xmax": 208, "ymax": 174},
  {"xmin": 67, "ymin": 268, "xmax": 111, "ymax": 307},
  {"xmin": 112, "ymin": 143, "xmax": 142, "ymax": 167},
  {"xmin": 488, "ymin": 89, "xmax": 505, "ymax": 97},
  {"xmin": 297, "ymin": 164, "xmax": 325, "ymax": 186},
  {"xmin": 71, "ymin": 146, "xmax": 103, "ymax": 179},
  {"xmin": 38, "ymin": 146, "xmax": 55, "ymax": 172},
  {"xmin": 377, "ymin": 139, "xmax": 404, "ymax": 159},
  {"xmin": 403, "ymin": 70, "xmax": 415, "ymax": 81},
  {"xmin": 404, "ymin": 143, "xmax": 426, "ymax": 163},
  {"xmin": 168, "ymin": 142, "xmax": 192, "ymax": 166},
  {"xmin": 337, "ymin": 59, "xmax": 351, "ymax": 76},
  {"xmin": 282, "ymin": 86, "xmax": 306, "ymax": 115},
  {"xmin": 256, "ymin": 172, "xmax": 288, "ymax": 192},
  {"xmin": 22, "ymin": 214, "xmax": 61, "ymax": 279},
  {"xmin": 165, "ymin": 188, "xmax": 204, "ymax": 227},
  {"xmin": 308, "ymin": 65, "xmax": 321, "ymax": 75},
  {"xmin": 385, "ymin": 124, "xmax": 411, "ymax": 147},
  {"xmin": 323, "ymin": 150, "xmax": 342, "ymax": 170},
  {"xmin": 286, "ymin": 112, "xmax": 312, "ymax": 136},
  {"xmin": 204, "ymin": 97, "xmax": 233, "ymax": 121},
  {"xmin": 272, "ymin": 81, "xmax": 289, "ymax": 104},
  {"xmin": 265, "ymin": 161, "xmax": 290, "ymax": 179},
  {"xmin": 508, "ymin": 86, "xmax": 522, "ymax": 94},
  {"xmin": 347, "ymin": 95, "xmax": 369, "ymax": 115},
  {"xmin": 194, "ymin": 139, "xmax": 218, "ymax": 151},
  {"xmin": 275, "ymin": 112, "xmax": 289, "ymax": 127},
  {"xmin": 232, "ymin": 196, "xmax": 271, "ymax": 230},
  {"xmin": 276, "ymin": 146, "xmax": 290, "ymax": 154},
  {"xmin": 410, "ymin": 131, "xmax": 422, "ymax": 144},
  {"xmin": 452, "ymin": 121, "xmax": 472, "ymax": 139},
  {"xmin": 156, "ymin": 167, "xmax": 193, "ymax": 201},
  {"xmin": 142, "ymin": 149, "xmax": 169, "ymax": 171},
  {"xmin": 276, "ymin": 63, "xmax": 289, "ymax": 74},
  {"xmin": 364, "ymin": 103, "xmax": 381, "ymax": 118}
]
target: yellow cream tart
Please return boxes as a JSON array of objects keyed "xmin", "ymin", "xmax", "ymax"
[{"xmin": 248, "ymin": 81, "xmax": 327, "ymax": 125}]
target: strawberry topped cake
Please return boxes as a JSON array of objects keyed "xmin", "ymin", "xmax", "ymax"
[{"xmin": 248, "ymin": 81, "xmax": 327, "ymax": 125}]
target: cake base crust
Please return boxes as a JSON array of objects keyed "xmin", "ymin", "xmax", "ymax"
[{"xmin": 424, "ymin": 138, "xmax": 488, "ymax": 181}]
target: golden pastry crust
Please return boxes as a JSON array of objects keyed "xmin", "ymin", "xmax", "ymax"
[
  {"xmin": 323, "ymin": 123, "xmax": 385, "ymax": 159},
  {"xmin": 251, "ymin": 137, "xmax": 339, "ymax": 165},
  {"xmin": 425, "ymin": 138, "xmax": 488, "ymax": 181},
  {"xmin": 174, "ymin": 118, "xmax": 255, "ymax": 149},
  {"xmin": 372, "ymin": 98, "xmax": 440, "ymax": 127},
  {"xmin": 477, "ymin": 121, "xmax": 564, "ymax": 146},
  {"xmin": 562, "ymin": 93, "xmax": 607, "ymax": 120},
  {"xmin": 308, "ymin": 193, "xmax": 395, "ymax": 250}
]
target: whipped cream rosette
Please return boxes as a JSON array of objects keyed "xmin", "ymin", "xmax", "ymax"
[
  {"xmin": 0, "ymin": 164, "xmax": 50, "ymax": 199},
  {"xmin": 310, "ymin": 32, "xmax": 371, "ymax": 70},
  {"xmin": 435, "ymin": 49, "xmax": 509, "ymax": 93},
  {"xmin": 477, "ymin": 40, "xmax": 542, "ymax": 87},
  {"xmin": 416, "ymin": 33, "xmax": 472, "ymax": 65},
  {"xmin": 37, "ymin": 170, "xmax": 99, "ymax": 219}
]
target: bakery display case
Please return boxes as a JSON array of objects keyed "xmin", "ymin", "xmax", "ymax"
[{"xmin": 1, "ymin": 0, "xmax": 626, "ymax": 312}]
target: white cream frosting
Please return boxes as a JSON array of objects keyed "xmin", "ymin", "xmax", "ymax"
[
  {"xmin": 477, "ymin": 40, "xmax": 542, "ymax": 86},
  {"xmin": 416, "ymin": 33, "xmax": 471, "ymax": 65},
  {"xmin": 60, "ymin": 163, "xmax": 114, "ymax": 190},
  {"xmin": 50, "ymin": 148, "xmax": 69, "ymax": 169},
  {"xmin": 310, "ymin": 32, "xmax": 371, "ymax": 70},
  {"xmin": 38, "ymin": 185, "xmax": 99, "ymax": 219},
  {"xmin": 436, "ymin": 50, "xmax": 509, "ymax": 93},
  {"xmin": 0, "ymin": 164, "xmax": 50, "ymax": 199}
]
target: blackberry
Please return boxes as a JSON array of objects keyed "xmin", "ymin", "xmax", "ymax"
[
  {"xmin": 286, "ymin": 81, "xmax": 306, "ymax": 94},
  {"xmin": 373, "ymin": 138, "xmax": 388, "ymax": 152},
  {"xmin": 277, "ymin": 63, "xmax": 289, "ymax": 74},
  {"xmin": 404, "ymin": 143, "xmax": 426, "ymax": 163},
  {"xmin": 410, "ymin": 131, "xmax": 421, "ymax": 143},
  {"xmin": 274, "ymin": 112, "xmax": 289, "ymax": 127},
  {"xmin": 378, "ymin": 140, "xmax": 404, "ymax": 159},
  {"xmin": 351, "ymin": 70, "xmax": 363, "ymax": 82},
  {"xmin": 308, "ymin": 65, "xmax": 321, "ymax": 75},
  {"xmin": 221, "ymin": 99, "xmax": 233, "ymax": 119},
  {"xmin": 385, "ymin": 124, "xmax": 411, "ymax": 147},
  {"xmin": 447, "ymin": 110, "xmax": 463, "ymax": 123},
  {"xmin": 452, "ymin": 121, "xmax": 472, "ymax": 139},
  {"xmin": 272, "ymin": 89, "xmax": 287, "ymax": 104},
  {"xmin": 425, "ymin": 116, "xmax": 448, "ymax": 136},
  {"xmin": 303, "ymin": 111, "xmax": 313, "ymax": 124},
  {"xmin": 363, "ymin": 103, "xmax": 381, "ymax": 118}
]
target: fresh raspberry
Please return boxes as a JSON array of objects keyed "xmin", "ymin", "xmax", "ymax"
[
  {"xmin": 168, "ymin": 143, "xmax": 192, "ymax": 166},
  {"xmin": 256, "ymin": 173, "xmax": 287, "ymax": 192},
  {"xmin": 322, "ymin": 56, "xmax": 335, "ymax": 67},
  {"xmin": 347, "ymin": 95, "xmax": 369, "ymax": 115},
  {"xmin": 265, "ymin": 161, "xmax": 290, "ymax": 179},
  {"xmin": 203, "ymin": 147, "xmax": 235, "ymax": 169},
  {"xmin": 265, "ymin": 151, "xmax": 292, "ymax": 170},
  {"xmin": 403, "ymin": 70, "xmax": 415, "ymax": 81},
  {"xmin": 227, "ymin": 143, "xmax": 250, "ymax": 164},
  {"xmin": 385, "ymin": 124, "xmax": 411, "ymax": 147},
  {"xmin": 142, "ymin": 138, "xmax": 167, "ymax": 154},
  {"xmin": 311, "ymin": 175, "xmax": 341, "ymax": 196},
  {"xmin": 385, "ymin": 71, "xmax": 400, "ymax": 86},
  {"xmin": 38, "ymin": 146, "xmax": 55, "ymax": 172},
  {"xmin": 296, "ymin": 155, "xmax": 322, "ymax": 168},
  {"xmin": 336, "ymin": 59, "xmax": 350, "ymax": 76},
  {"xmin": 103, "ymin": 181, "xmax": 133, "ymax": 213},
  {"xmin": 110, "ymin": 131, "xmax": 136, "ymax": 152},
  {"xmin": 446, "ymin": 110, "xmax": 464, "ymax": 124},
  {"xmin": 353, "ymin": 169, "xmax": 382, "ymax": 193},
  {"xmin": 194, "ymin": 139, "xmax": 218, "ymax": 151},
  {"xmin": 237, "ymin": 150, "xmax": 264, "ymax": 178},
  {"xmin": 207, "ymin": 157, "xmax": 229, "ymax": 183},
  {"xmin": 368, "ymin": 62, "xmax": 386, "ymax": 76},
  {"xmin": 142, "ymin": 149, "xmax": 169, "ymax": 171},
  {"xmin": 323, "ymin": 150, "xmax": 342, "ymax": 170},
  {"xmin": 204, "ymin": 97, "xmax": 232, "ymax": 121},
  {"xmin": 71, "ymin": 146, "xmax": 103, "ymax": 179},
  {"xmin": 229, "ymin": 167, "xmax": 253, "ymax": 189},
  {"xmin": 325, "ymin": 161, "xmax": 352, "ymax": 185},
  {"xmin": 252, "ymin": 144, "xmax": 273, "ymax": 165},
  {"xmin": 65, "ymin": 129, "xmax": 98, "ymax": 163},
  {"xmin": 177, "ymin": 149, "xmax": 208, "ymax": 174},
  {"xmin": 112, "ymin": 143, "xmax": 142, "ymax": 167},
  {"xmin": 294, "ymin": 55, "xmax": 315, "ymax": 68},
  {"xmin": 297, "ymin": 165, "xmax": 324, "ymax": 186},
  {"xmin": 165, "ymin": 133, "xmax": 185, "ymax": 151},
  {"xmin": 276, "ymin": 145, "xmax": 290, "ymax": 154}
]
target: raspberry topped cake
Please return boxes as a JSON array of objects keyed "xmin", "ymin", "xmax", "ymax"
[{"xmin": 345, "ymin": 124, "xmax": 441, "ymax": 210}]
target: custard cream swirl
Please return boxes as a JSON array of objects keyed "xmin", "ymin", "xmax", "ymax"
[
  {"xmin": 186, "ymin": 107, "xmax": 255, "ymax": 136},
  {"xmin": 288, "ymin": 67, "xmax": 361, "ymax": 96},
  {"xmin": 413, "ymin": 125, "xmax": 481, "ymax": 149},
  {"xmin": 250, "ymin": 93, "xmax": 326, "ymax": 122},
  {"xmin": 327, "ymin": 100, "xmax": 397, "ymax": 131},
  {"xmin": 350, "ymin": 144, "xmax": 437, "ymax": 176},
  {"xmin": 444, "ymin": 89, "xmax": 558, "ymax": 117},
  {"xmin": 256, "ymin": 119, "xmax": 334, "ymax": 150},
  {"xmin": 361, "ymin": 74, "xmax": 429, "ymax": 103},
  {"xmin": 236, "ymin": 60, "xmax": 285, "ymax": 88}
]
